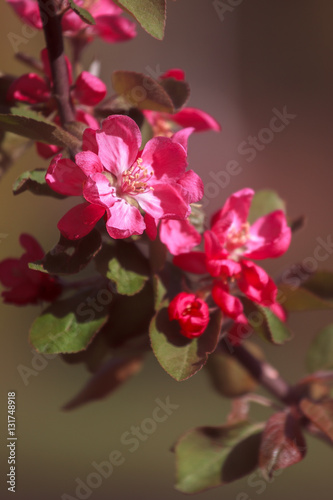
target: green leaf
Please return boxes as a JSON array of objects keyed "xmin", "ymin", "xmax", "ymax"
[
  {"xmin": 153, "ymin": 274, "xmax": 167, "ymax": 311},
  {"xmin": 13, "ymin": 168, "xmax": 65, "ymax": 199},
  {"xmin": 241, "ymin": 299, "xmax": 293, "ymax": 345},
  {"xmin": 299, "ymin": 399, "xmax": 333, "ymax": 442},
  {"xmin": 30, "ymin": 289, "xmax": 109, "ymax": 354},
  {"xmin": 278, "ymin": 283, "xmax": 333, "ymax": 312},
  {"xmin": 306, "ymin": 324, "xmax": 333, "ymax": 373},
  {"xmin": 112, "ymin": 70, "xmax": 174, "ymax": 112},
  {"xmin": 174, "ymin": 421, "xmax": 264, "ymax": 493},
  {"xmin": 62, "ymin": 355, "xmax": 143, "ymax": 410},
  {"xmin": 68, "ymin": 0, "xmax": 96, "ymax": 25},
  {"xmin": 248, "ymin": 189, "xmax": 286, "ymax": 224},
  {"xmin": 114, "ymin": 0, "xmax": 166, "ymax": 39},
  {"xmin": 150, "ymin": 307, "xmax": 222, "ymax": 381},
  {"xmin": 61, "ymin": 330, "xmax": 111, "ymax": 373},
  {"xmin": 29, "ymin": 230, "xmax": 102, "ymax": 275},
  {"xmin": 159, "ymin": 78, "xmax": 190, "ymax": 110},
  {"xmin": 206, "ymin": 341, "xmax": 263, "ymax": 398},
  {"xmin": 10, "ymin": 106, "xmax": 51, "ymax": 121},
  {"xmin": 0, "ymin": 113, "xmax": 81, "ymax": 151},
  {"xmin": 259, "ymin": 411, "xmax": 306, "ymax": 479},
  {"xmin": 107, "ymin": 257, "xmax": 148, "ymax": 296},
  {"xmin": 96, "ymin": 240, "xmax": 149, "ymax": 296}
]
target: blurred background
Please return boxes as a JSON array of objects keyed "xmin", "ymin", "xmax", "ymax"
[{"xmin": 1, "ymin": 0, "xmax": 333, "ymax": 498}]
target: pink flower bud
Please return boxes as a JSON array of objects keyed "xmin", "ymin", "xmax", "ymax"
[{"xmin": 168, "ymin": 292, "xmax": 209, "ymax": 339}]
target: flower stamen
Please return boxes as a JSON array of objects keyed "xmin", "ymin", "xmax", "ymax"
[{"xmin": 122, "ymin": 158, "xmax": 154, "ymax": 195}]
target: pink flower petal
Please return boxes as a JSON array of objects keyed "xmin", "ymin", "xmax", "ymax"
[
  {"xmin": 211, "ymin": 188, "xmax": 254, "ymax": 229},
  {"xmin": 177, "ymin": 169, "xmax": 204, "ymax": 204},
  {"xmin": 83, "ymin": 172, "xmax": 118, "ymax": 208},
  {"xmin": 75, "ymin": 150, "xmax": 104, "ymax": 177},
  {"xmin": 270, "ymin": 302, "xmax": 287, "ymax": 322},
  {"xmin": 74, "ymin": 71, "xmax": 107, "ymax": 106},
  {"xmin": 245, "ymin": 210, "xmax": 292, "ymax": 259},
  {"xmin": 19, "ymin": 233, "xmax": 44, "ymax": 259},
  {"xmin": 172, "ymin": 107, "xmax": 221, "ymax": 132},
  {"xmin": 36, "ymin": 142, "xmax": 61, "ymax": 159},
  {"xmin": 204, "ymin": 230, "xmax": 228, "ymax": 260},
  {"xmin": 135, "ymin": 183, "xmax": 189, "ymax": 220},
  {"xmin": 141, "ymin": 136, "xmax": 187, "ymax": 182},
  {"xmin": 6, "ymin": 0, "xmax": 43, "ymax": 29},
  {"xmin": 144, "ymin": 214, "xmax": 158, "ymax": 240},
  {"xmin": 93, "ymin": 14, "xmax": 137, "ymax": 43},
  {"xmin": 82, "ymin": 128, "xmax": 99, "ymax": 154},
  {"xmin": 212, "ymin": 281, "xmax": 245, "ymax": 320},
  {"xmin": 105, "ymin": 199, "xmax": 145, "ymax": 239},
  {"xmin": 7, "ymin": 73, "xmax": 50, "ymax": 104},
  {"xmin": 46, "ymin": 155, "xmax": 86, "ymax": 196},
  {"xmin": 58, "ymin": 202, "xmax": 105, "ymax": 240},
  {"xmin": 171, "ymin": 127, "xmax": 194, "ymax": 153},
  {"xmin": 95, "ymin": 115, "xmax": 141, "ymax": 176},
  {"xmin": 173, "ymin": 252, "xmax": 207, "ymax": 274},
  {"xmin": 160, "ymin": 69, "xmax": 185, "ymax": 81},
  {"xmin": 2, "ymin": 283, "xmax": 41, "ymax": 305},
  {"xmin": 160, "ymin": 219, "xmax": 201, "ymax": 255},
  {"xmin": 237, "ymin": 260, "xmax": 277, "ymax": 306},
  {"xmin": 76, "ymin": 109, "xmax": 99, "ymax": 129},
  {"xmin": 0, "ymin": 258, "xmax": 24, "ymax": 287}
]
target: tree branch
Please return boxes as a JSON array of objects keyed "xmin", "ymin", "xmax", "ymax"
[
  {"xmin": 222, "ymin": 341, "xmax": 296, "ymax": 405},
  {"xmin": 37, "ymin": 0, "xmax": 75, "ymax": 125}
]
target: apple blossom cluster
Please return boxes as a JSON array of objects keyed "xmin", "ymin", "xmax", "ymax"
[
  {"xmin": 6, "ymin": 0, "xmax": 137, "ymax": 45},
  {"xmin": 1, "ymin": 0, "xmax": 290, "ymax": 349},
  {"xmin": 169, "ymin": 188, "xmax": 291, "ymax": 342}
]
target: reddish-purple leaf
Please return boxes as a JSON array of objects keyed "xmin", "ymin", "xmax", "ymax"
[
  {"xmin": 29, "ymin": 230, "xmax": 102, "ymax": 275},
  {"xmin": 62, "ymin": 355, "xmax": 143, "ymax": 410},
  {"xmin": 300, "ymin": 399, "xmax": 333, "ymax": 442},
  {"xmin": 259, "ymin": 411, "xmax": 306, "ymax": 478}
]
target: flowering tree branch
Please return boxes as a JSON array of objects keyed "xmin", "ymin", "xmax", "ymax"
[{"xmin": 37, "ymin": 0, "xmax": 75, "ymax": 125}]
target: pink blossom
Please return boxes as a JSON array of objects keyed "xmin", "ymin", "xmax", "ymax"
[
  {"xmin": 6, "ymin": 0, "xmax": 136, "ymax": 44},
  {"xmin": 0, "ymin": 234, "xmax": 62, "ymax": 305},
  {"xmin": 168, "ymin": 292, "xmax": 210, "ymax": 339},
  {"xmin": 143, "ymin": 68, "xmax": 221, "ymax": 138},
  {"xmin": 159, "ymin": 219, "xmax": 201, "ymax": 255},
  {"xmin": 46, "ymin": 115, "xmax": 203, "ymax": 240},
  {"xmin": 173, "ymin": 188, "xmax": 291, "ymax": 324}
]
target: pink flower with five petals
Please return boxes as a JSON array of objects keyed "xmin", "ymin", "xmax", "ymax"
[
  {"xmin": 46, "ymin": 115, "xmax": 204, "ymax": 240},
  {"xmin": 173, "ymin": 188, "xmax": 291, "ymax": 322}
]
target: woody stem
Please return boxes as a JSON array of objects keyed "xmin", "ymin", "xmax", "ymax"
[
  {"xmin": 37, "ymin": 0, "xmax": 75, "ymax": 125},
  {"xmin": 221, "ymin": 339, "xmax": 296, "ymax": 405}
]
